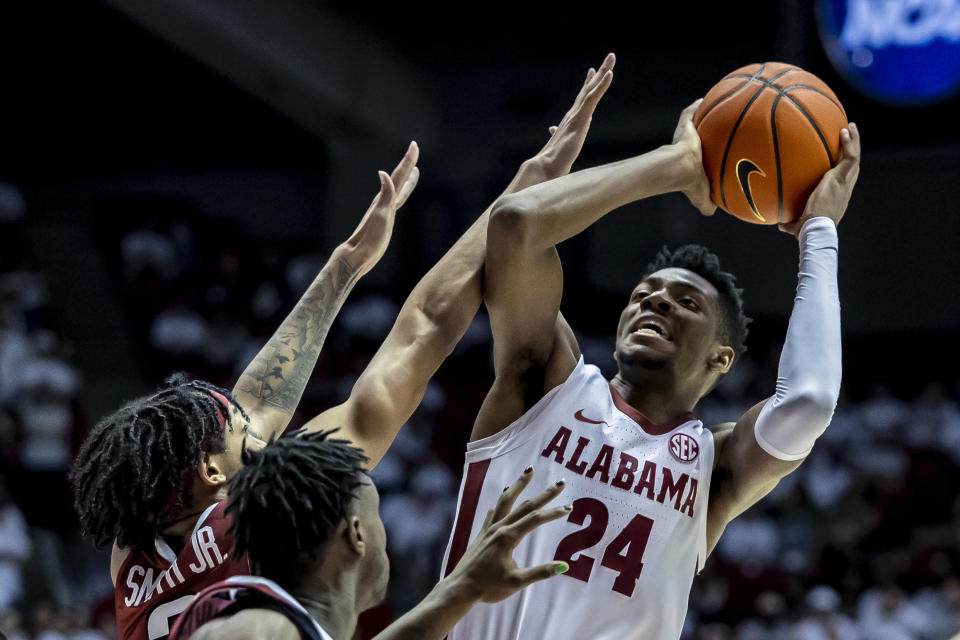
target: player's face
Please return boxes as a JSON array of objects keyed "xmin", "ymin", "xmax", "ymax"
[
  {"xmin": 215, "ymin": 401, "xmax": 268, "ymax": 479},
  {"xmin": 354, "ymin": 481, "xmax": 390, "ymax": 609},
  {"xmin": 614, "ymin": 268, "xmax": 726, "ymax": 382}
]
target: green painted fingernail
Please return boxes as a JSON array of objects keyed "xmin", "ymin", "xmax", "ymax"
[{"xmin": 556, "ymin": 562, "xmax": 569, "ymax": 575}]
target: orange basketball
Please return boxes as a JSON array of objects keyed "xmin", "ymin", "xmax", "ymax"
[{"xmin": 693, "ymin": 62, "xmax": 848, "ymax": 225}]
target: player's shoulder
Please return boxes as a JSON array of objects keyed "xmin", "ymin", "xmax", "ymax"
[{"xmin": 188, "ymin": 608, "xmax": 299, "ymax": 640}]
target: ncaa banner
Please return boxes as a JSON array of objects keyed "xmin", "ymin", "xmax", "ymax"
[{"xmin": 817, "ymin": 0, "xmax": 960, "ymax": 104}]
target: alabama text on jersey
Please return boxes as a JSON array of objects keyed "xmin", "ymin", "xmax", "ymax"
[{"xmin": 441, "ymin": 357, "xmax": 714, "ymax": 640}]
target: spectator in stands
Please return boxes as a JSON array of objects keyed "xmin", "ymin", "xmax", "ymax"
[{"xmin": 0, "ymin": 476, "xmax": 30, "ymax": 609}]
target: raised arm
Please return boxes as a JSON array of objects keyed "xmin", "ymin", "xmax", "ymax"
[
  {"xmin": 707, "ymin": 124, "xmax": 860, "ymax": 553},
  {"xmin": 303, "ymin": 55, "xmax": 617, "ymax": 465},
  {"xmin": 233, "ymin": 144, "xmax": 420, "ymax": 440},
  {"xmin": 476, "ymin": 92, "xmax": 716, "ymax": 437}
]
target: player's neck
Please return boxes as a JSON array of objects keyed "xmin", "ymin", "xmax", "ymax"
[
  {"xmin": 288, "ymin": 581, "xmax": 358, "ymax": 640},
  {"xmin": 609, "ymin": 372, "xmax": 698, "ymax": 424},
  {"xmin": 159, "ymin": 495, "xmax": 222, "ymax": 549}
]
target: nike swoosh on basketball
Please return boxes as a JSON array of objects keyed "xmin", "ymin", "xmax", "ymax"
[
  {"xmin": 736, "ymin": 158, "xmax": 767, "ymax": 222},
  {"xmin": 574, "ymin": 409, "xmax": 606, "ymax": 425}
]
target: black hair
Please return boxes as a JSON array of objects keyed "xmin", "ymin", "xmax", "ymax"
[
  {"xmin": 70, "ymin": 373, "xmax": 248, "ymax": 550},
  {"xmin": 642, "ymin": 244, "xmax": 750, "ymax": 358},
  {"xmin": 226, "ymin": 429, "xmax": 370, "ymax": 585}
]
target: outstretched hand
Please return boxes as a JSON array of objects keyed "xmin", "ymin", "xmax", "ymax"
[
  {"xmin": 343, "ymin": 141, "xmax": 420, "ymax": 276},
  {"xmin": 779, "ymin": 123, "xmax": 860, "ymax": 237},
  {"xmin": 672, "ymin": 98, "xmax": 716, "ymax": 216},
  {"xmin": 524, "ymin": 53, "xmax": 616, "ymax": 183},
  {"xmin": 446, "ymin": 468, "xmax": 570, "ymax": 603}
]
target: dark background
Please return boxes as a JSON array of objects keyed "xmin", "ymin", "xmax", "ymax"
[
  {"xmin": 1, "ymin": 1, "xmax": 959, "ymax": 639},
  {"xmin": 2, "ymin": 1, "xmax": 959, "ymax": 416}
]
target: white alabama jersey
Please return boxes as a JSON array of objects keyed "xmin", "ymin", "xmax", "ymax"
[{"xmin": 441, "ymin": 357, "xmax": 714, "ymax": 640}]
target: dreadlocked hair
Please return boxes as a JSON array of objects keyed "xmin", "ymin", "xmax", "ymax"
[
  {"xmin": 226, "ymin": 429, "xmax": 370, "ymax": 586},
  {"xmin": 70, "ymin": 373, "xmax": 248, "ymax": 550},
  {"xmin": 643, "ymin": 244, "xmax": 751, "ymax": 358}
]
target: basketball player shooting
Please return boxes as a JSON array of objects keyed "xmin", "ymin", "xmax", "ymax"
[
  {"xmin": 440, "ymin": 52, "xmax": 861, "ymax": 639},
  {"xmin": 70, "ymin": 54, "xmax": 613, "ymax": 640}
]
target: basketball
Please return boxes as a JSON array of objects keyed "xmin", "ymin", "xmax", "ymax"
[{"xmin": 693, "ymin": 62, "xmax": 848, "ymax": 225}]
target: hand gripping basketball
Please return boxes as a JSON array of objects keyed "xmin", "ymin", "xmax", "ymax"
[
  {"xmin": 779, "ymin": 123, "xmax": 860, "ymax": 237},
  {"xmin": 673, "ymin": 98, "xmax": 717, "ymax": 217},
  {"xmin": 693, "ymin": 62, "xmax": 849, "ymax": 225},
  {"xmin": 445, "ymin": 468, "xmax": 571, "ymax": 603}
]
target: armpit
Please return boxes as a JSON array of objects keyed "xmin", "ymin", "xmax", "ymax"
[{"xmin": 707, "ymin": 422, "xmax": 736, "ymax": 470}]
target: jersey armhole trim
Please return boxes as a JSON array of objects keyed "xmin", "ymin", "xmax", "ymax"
[{"xmin": 695, "ymin": 428, "xmax": 716, "ymax": 575}]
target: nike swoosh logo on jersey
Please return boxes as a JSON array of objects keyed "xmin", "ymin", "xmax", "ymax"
[
  {"xmin": 574, "ymin": 409, "xmax": 607, "ymax": 425},
  {"xmin": 736, "ymin": 158, "xmax": 767, "ymax": 222}
]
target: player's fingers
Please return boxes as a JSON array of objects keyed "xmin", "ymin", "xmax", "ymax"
[
  {"xmin": 489, "ymin": 467, "xmax": 535, "ymax": 523},
  {"xmin": 567, "ymin": 67, "xmax": 596, "ymax": 112},
  {"xmin": 395, "ymin": 166, "xmax": 419, "ymax": 209},
  {"xmin": 483, "ymin": 478, "xmax": 519, "ymax": 528},
  {"xmin": 581, "ymin": 53, "xmax": 614, "ymax": 97},
  {"xmin": 584, "ymin": 69, "xmax": 613, "ymax": 107},
  {"xmin": 482, "ymin": 506, "xmax": 495, "ymax": 529},
  {"xmin": 843, "ymin": 123, "xmax": 861, "ymax": 174},
  {"xmin": 549, "ymin": 125, "xmax": 558, "ymax": 136},
  {"xmin": 838, "ymin": 125, "xmax": 860, "ymax": 160},
  {"xmin": 506, "ymin": 504, "xmax": 572, "ymax": 541},
  {"xmin": 679, "ymin": 98, "xmax": 704, "ymax": 125},
  {"xmin": 598, "ymin": 52, "xmax": 616, "ymax": 75},
  {"xmin": 389, "ymin": 146, "xmax": 417, "ymax": 190},
  {"xmin": 390, "ymin": 141, "xmax": 419, "ymax": 186},
  {"xmin": 482, "ymin": 482, "xmax": 515, "ymax": 528},
  {"xmin": 501, "ymin": 479, "xmax": 565, "ymax": 526},
  {"xmin": 373, "ymin": 171, "xmax": 395, "ymax": 211},
  {"xmin": 846, "ymin": 122, "xmax": 860, "ymax": 154},
  {"xmin": 512, "ymin": 561, "xmax": 569, "ymax": 588},
  {"xmin": 833, "ymin": 129, "xmax": 860, "ymax": 184}
]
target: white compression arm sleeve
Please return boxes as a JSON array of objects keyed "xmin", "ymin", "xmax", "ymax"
[{"xmin": 754, "ymin": 216, "xmax": 842, "ymax": 461}]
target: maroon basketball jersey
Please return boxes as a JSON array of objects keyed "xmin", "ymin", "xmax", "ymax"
[
  {"xmin": 169, "ymin": 576, "xmax": 331, "ymax": 640},
  {"xmin": 114, "ymin": 500, "xmax": 250, "ymax": 640}
]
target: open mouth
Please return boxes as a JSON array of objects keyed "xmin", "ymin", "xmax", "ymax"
[{"xmin": 631, "ymin": 320, "xmax": 672, "ymax": 341}]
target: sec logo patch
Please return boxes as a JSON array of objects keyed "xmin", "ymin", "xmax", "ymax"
[{"xmin": 669, "ymin": 433, "xmax": 699, "ymax": 463}]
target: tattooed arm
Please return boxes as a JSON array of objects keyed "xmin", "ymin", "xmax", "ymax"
[{"xmin": 233, "ymin": 143, "xmax": 420, "ymax": 440}]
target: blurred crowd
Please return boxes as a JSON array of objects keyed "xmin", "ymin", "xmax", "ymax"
[
  {"xmin": 0, "ymin": 186, "xmax": 958, "ymax": 639},
  {"xmin": 0, "ymin": 182, "xmax": 113, "ymax": 638}
]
